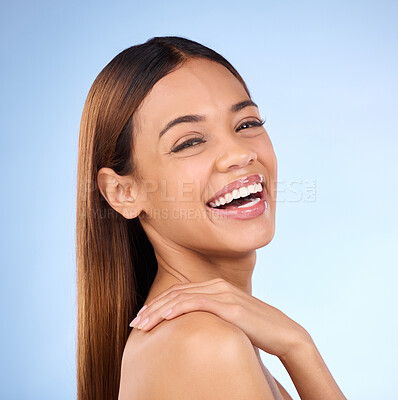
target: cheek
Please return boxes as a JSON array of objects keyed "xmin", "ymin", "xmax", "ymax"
[
  {"xmin": 146, "ymin": 172, "xmax": 207, "ymax": 209},
  {"xmin": 255, "ymin": 135, "xmax": 278, "ymax": 199},
  {"xmin": 255, "ymin": 135, "xmax": 277, "ymax": 167}
]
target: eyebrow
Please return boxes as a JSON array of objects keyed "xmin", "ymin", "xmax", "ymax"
[{"xmin": 158, "ymin": 99, "xmax": 258, "ymax": 139}]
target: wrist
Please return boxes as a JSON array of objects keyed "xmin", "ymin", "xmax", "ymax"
[
  {"xmin": 278, "ymin": 329, "xmax": 347, "ymax": 400},
  {"xmin": 279, "ymin": 327, "xmax": 316, "ymax": 365}
]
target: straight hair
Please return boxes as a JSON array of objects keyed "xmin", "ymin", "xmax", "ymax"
[{"xmin": 76, "ymin": 35, "xmax": 251, "ymax": 400}]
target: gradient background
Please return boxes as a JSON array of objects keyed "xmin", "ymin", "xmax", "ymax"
[{"xmin": 1, "ymin": 0, "xmax": 397, "ymax": 399}]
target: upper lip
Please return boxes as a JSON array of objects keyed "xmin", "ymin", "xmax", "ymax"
[{"xmin": 206, "ymin": 173, "xmax": 265, "ymax": 205}]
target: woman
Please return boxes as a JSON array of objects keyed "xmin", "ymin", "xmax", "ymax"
[{"xmin": 76, "ymin": 35, "xmax": 346, "ymax": 400}]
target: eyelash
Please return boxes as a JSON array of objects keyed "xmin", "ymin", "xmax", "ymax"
[{"xmin": 171, "ymin": 119, "xmax": 266, "ymax": 153}]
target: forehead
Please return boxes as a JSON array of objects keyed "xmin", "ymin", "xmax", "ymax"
[{"xmin": 134, "ymin": 58, "xmax": 249, "ymax": 132}]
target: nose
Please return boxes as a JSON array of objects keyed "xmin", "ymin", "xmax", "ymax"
[{"xmin": 215, "ymin": 138, "xmax": 257, "ymax": 172}]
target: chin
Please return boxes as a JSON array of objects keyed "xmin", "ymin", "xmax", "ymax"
[{"xmin": 222, "ymin": 223, "xmax": 275, "ymax": 254}]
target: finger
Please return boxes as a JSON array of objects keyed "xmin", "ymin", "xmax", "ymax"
[
  {"xmin": 139, "ymin": 280, "xmax": 235, "ymax": 319},
  {"xmin": 137, "ymin": 291, "xmax": 242, "ymax": 332},
  {"xmin": 132, "ymin": 290, "xmax": 217, "ymax": 329},
  {"xmin": 137, "ymin": 278, "xmax": 223, "ymax": 316},
  {"xmin": 137, "ymin": 279, "xmax": 241, "ymax": 323},
  {"xmin": 159, "ymin": 293, "xmax": 239, "ymax": 324},
  {"xmin": 137, "ymin": 293, "xmax": 220, "ymax": 331}
]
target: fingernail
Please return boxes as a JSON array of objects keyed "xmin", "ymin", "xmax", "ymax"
[
  {"xmin": 137, "ymin": 317, "xmax": 149, "ymax": 329},
  {"xmin": 137, "ymin": 305, "xmax": 147, "ymax": 316},
  {"xmin": 129, "ymin": 315, "xmax": 141, "ymax": 327}
]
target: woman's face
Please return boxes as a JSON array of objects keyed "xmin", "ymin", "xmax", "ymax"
[{"xmin": 132, "ymin": 58, "xmax": 277, "ymax": 255}]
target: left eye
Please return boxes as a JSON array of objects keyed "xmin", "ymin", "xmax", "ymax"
[
  {"xmin": 236, "ymin": 119, "xmax": 266, "ymax": 132},
  {"xmin": 171, "ymin": 138, "xmax": 206, "ymax": 153}
]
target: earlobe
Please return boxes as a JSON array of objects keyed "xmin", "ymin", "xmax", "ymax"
[
  {"xmin": 126, "ymin": 208, "xmax": 141, "ymax": 219},
  {"xmin": 120, "ymin": 194, "xmax": 144, "ymax": 220}
]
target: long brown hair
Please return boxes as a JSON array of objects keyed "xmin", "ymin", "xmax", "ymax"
[{"xmin": 76, "ymin": 35, "xmax": 251, "ymax": 400}]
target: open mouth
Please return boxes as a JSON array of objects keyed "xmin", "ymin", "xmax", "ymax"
[{"xmin": 206, "ymin": 179, "xmax": 265, "ymax": 210}]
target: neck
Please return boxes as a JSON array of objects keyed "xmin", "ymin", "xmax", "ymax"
[
  {"xmin": 155, "ymin": 248, "xmax": 256, "ymax": 294},
  {"xmin": 143, "ymin": 228, "xmax": 256, "ymax": 301}
]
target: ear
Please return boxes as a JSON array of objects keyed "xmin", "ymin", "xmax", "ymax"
[{"xmin": 97, "ymin": 167, "xmax": 144, "ymax": 219}]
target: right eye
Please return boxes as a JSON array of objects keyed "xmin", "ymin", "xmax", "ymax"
[
  {"xmin": 236, "ymin": 118, "xmax": 266, "ymax": 132},
  {"xmin": 171, "ymin": 138, "xmax": 206, "ymax": 153}
]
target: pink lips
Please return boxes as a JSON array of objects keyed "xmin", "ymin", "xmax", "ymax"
[
  {"xmin": 206, "ymin": 173, "xmax": 265, "ymax": 205},
  {"xmin": 205, "ymin": 173, "xmax": 268, "ymax": 221}
]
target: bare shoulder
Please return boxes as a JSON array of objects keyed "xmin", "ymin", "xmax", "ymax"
[{"xmin": 120, "ymin": 311, "xmax": 276, "ymax": 400}]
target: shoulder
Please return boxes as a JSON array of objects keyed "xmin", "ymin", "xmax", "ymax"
[
  {"xmin": 161, "ymin": 310, "xmax": 252, "ymax": 358},
  {"xmin": 123, "ymin": 311, "xmax": 275, "ymax": 399}
]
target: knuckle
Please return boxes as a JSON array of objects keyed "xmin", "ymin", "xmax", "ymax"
[
  {"xmin": 224, "ymin": 292, "xmax": 235, "ymax": 303},
  {"xmin": 195, "ymin": 295, "xmax": 208, "ymax": 307},
  {"xmin": 176, "ymin": 292, "xmax": 185, "ymax": 300},
  {"xmin": 171, "ymin": 283, "xmax": 184, "ymax": 291},
  {"xmin": 170, "ymin": 288, "xmax": 181, "ymax": 296},
  {"xmin": 217, "ymin": 280, "xmax": 230, "ymax": 291},
  {"xmin": 230, "ymin": 304, "xmax": 243, "ymax": 320}
]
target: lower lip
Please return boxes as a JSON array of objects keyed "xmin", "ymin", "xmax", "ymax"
[{"xmin": 206, "ymin": 190, "xmax": 268, "ymax": 220}]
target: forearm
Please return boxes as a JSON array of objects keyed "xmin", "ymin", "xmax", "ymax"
[{"xmin": 279, "ymin": 335, "xmax": 346, "ymax": 400}]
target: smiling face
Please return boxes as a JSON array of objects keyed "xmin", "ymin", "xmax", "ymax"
[{"xmin": 132, "ymin": 57, "xmax": 277, "ymax": 255}]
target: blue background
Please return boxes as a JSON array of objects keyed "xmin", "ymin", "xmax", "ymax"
[{"xmin": 1, "ymin": 1, "xmax": 397, "ymax": 399}]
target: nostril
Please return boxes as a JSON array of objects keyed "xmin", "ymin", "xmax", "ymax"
[
  {"xmin": 215, "ymin": 149, "xmax": 258, "ymax": 172},
  {"xmin": 248, "ymin": 150, "xmax": 257, "ymax": 160}
]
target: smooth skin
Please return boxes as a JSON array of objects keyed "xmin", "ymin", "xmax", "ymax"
[
  {"xmin": 121, "ymin": 311, "xmax": 284, "ymax": 399},
  {"xmin": 98, "ymin": 58, "xmax": 346, "ymax": 399}
]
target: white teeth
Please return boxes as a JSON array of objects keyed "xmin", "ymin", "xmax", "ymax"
[
  {"xmin": 208, "ymin": 181, "xmax": 265, "ymax": 208},
  {"xmin": 239, "ymin": 187, "xmax": 250, "ymax": 197},
  {"xmin": 225, "ymin": 193, "xmax": 233, "ymax": 203}
]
